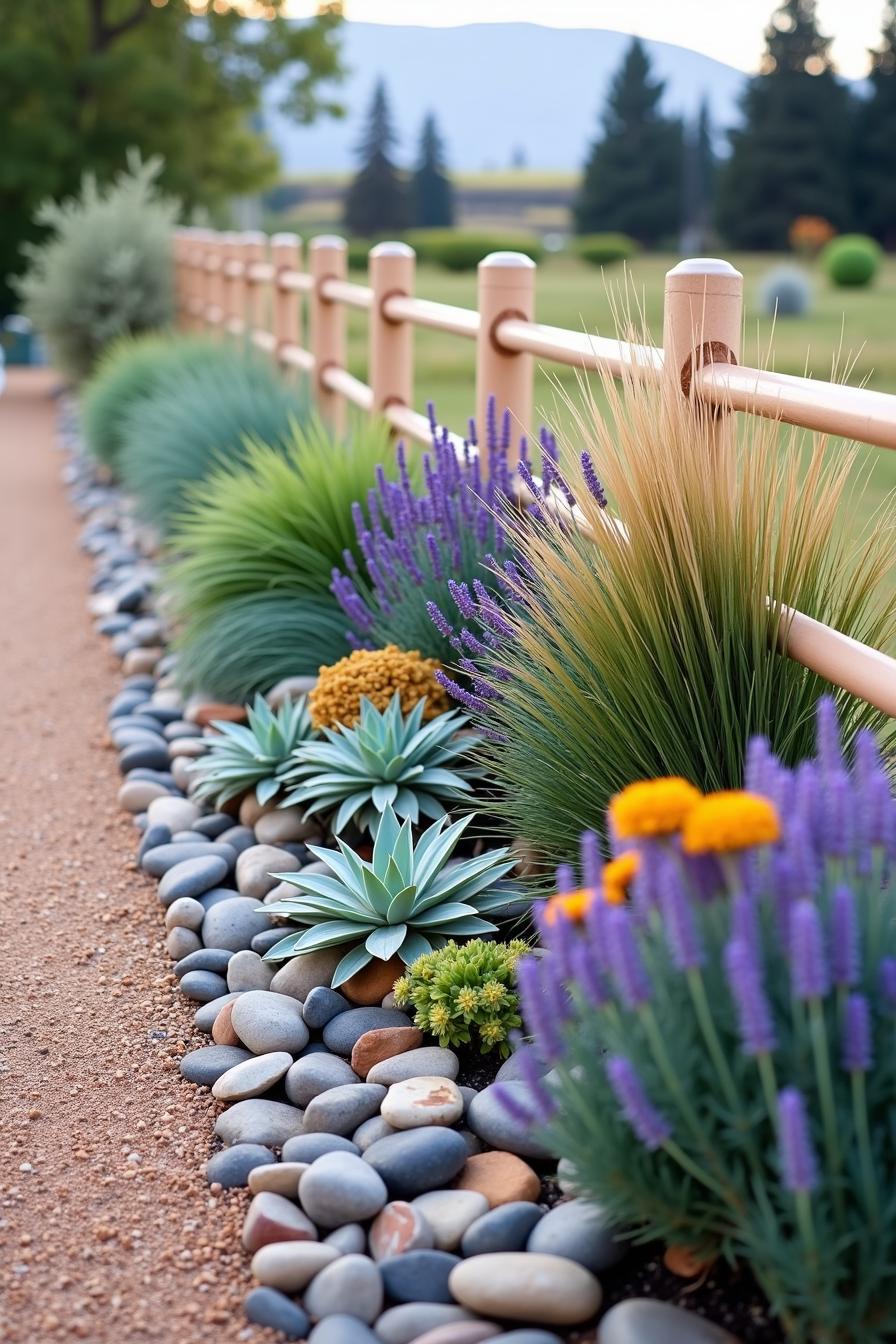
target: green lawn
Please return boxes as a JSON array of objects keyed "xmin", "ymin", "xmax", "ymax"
[{"xmin": 341, "ymin": 251, "xmax": 896, "ymax": 526}]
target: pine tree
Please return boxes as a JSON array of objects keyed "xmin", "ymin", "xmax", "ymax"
[
  {"xmin": 412, "ymin": 112, "xmax": 455, "ymax": 228},
  {"xmin": 344, "ymin": 78, "xmax": 408, "ymax": 237},
  {"xmin": 716, "ymin": 1, "xmax": 852, "ymax": 249},
  {"xmin": 681, "ymin": 100, "xmax": 716, "ymax": 251},
  {"xmin": 574, "ymin": 39, "xmax": 683, "ymax": 246},
  {"xmin": 853, "ymin": 3, "xmax": 896, "ymax": 246}
]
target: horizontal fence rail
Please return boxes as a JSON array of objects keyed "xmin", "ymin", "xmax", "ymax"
[{"xmin": 172, "ymin": 227, "xmax": 896, "ymax": 719}]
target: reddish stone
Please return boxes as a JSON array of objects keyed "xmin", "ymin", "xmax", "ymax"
[
  {"xmin": 452, "ymin": 1152, "xmax": 540, "ymax": 1208},
  {"xmin": 211, "ymin": 998, "xmax": 240, "ymax": 1046},
  {"xmin": 241, "ymin": 1191, "xmax": 317, "ymax": 1253},
  {"xmin": 191, "ymin": 701, "xmax": 248, "ymax": 728},
  {"xmin": 351, "ymin": 1026, "xmax": 424, "ymax": 1078},
  {"xmin": 342, "ymin": 954, "xmax": 405, "ymax": 1006},
  {"xmin": 368, "ymin": 1200, "xmax": 433, "ymax": 1261}
]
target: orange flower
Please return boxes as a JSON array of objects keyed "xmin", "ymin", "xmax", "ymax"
[
  {"xmin": 544, "ymin": 888, "xmax": 594, "ymax": 925},
  {"xmin": 682, "ymin": 791, "xmax": 780, "ymax": 855},
  {"xmin": 610, "ymin": 777, "xmax": 702, "ymax": 839},
  {"xmin": 603, "ymin": 850, "xmax": 640, "ymax": 905}
]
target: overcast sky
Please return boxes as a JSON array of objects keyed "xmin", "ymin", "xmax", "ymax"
[{"xmin": 282, "ymin": 1, "xmax": 886, "ymax": 78}]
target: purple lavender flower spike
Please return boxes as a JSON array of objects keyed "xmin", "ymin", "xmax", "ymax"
[
  {"xmin": 606, "ymin": 1056, "xmax": 670, "ymax": 1151},
  {"xmin": 815, "ymin": 695, "xmax": 843, "ymax": 771},
  {"xmin": 879, "ymin": 957, "xmax": 896, "ymax": 1011},
  {"xmin": 435, "ymin": 671, "xmax": 487, "ymax": 714},
  {"xmin": 517, "ymin": 457, "xmax": 546, "ymax": 504},
  {"xmin": 516, "ymin": 955, "xmax": 565, "ymax": 1062},
  {"xmin": 581, "ymin": 450, "xmax": 608, "ymax": 507},
  {"xmin": 778, "ymin": 1088, "xmax": 818, "ymax": 1193},
  {"xmin": 569, "ymin": 939, "xmax": 611, "ymax": 1007},
  {"xmin": 783, "ymin": 814, "xmax": 818, "ymax": 900},
  {"xmin": 556, "ymin": 863, "xmax": 576, "ymax": 896},
  {"xmin": 821, "ymin": 767, "xmax": 853, "ymax": 859},
  {"xmin": 730, "ymin": 892, "xmax": 761, "ymax": 962},
  {"xmin": 630, "ymin": 841, "xmax": 664, "ymax": 919},
  {"xmin": 424, "ymin": 532, "xmax": 444, "ymax": 580},
  {"xmin": 660, "ymin": 862, "xmax": 704, "ymax": 971},
  {"xmin": 744, "ymin": 735, "xmax": 772, "ymax": 796},
  {"xmin": 842, "ymin": 993, "xmax": 872, "ymax": 1072},
  {"xmin": 546, "ymin": 911, "xmax": 575, "ymax": 983},
  {"xmin": 830, "ymin": 885, "xmax": 859, "ymax": 988},
  {"xmin": 513, "ymin": 1043, "xmax": 559, "ymax": 1122},
  {"xmin": 789, "ymin": 899, "xmax": 829, "ymax": 1000},
  {"xmin": 492, "ymin": 1081, "xmax": 535, "ymax": 1125},
  {"xmin": 426, "ymin": 601, "xmax": 454, "ymax": 641},
  {"xmin": 607, "ymin": 906, "xmax": 651, "ymax": 1009},
  {"xmin": 724, "ymin": 937, "xmax": 776, "ymax": 1056}
]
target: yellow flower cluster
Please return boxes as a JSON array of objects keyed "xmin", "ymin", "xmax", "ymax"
[
  {"xmin": 682, "ymin": 790, "xmax": 780, "ymax": 854},
  {"xmin": 610, "ymin": 777, "xmax": 702, "ymax": 839},
  {"xmin": 309, "ymin": 644, "xmax": 450, "ymax": 729}
]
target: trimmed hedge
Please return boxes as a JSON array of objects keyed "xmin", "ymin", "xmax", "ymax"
[
  {"xmin": 404, "ymin": 229, "xmax": 544, "ymax": 270},
  {"xmin": 822, "ymin": 234, "xmax": 883, "ymax": 288},
  {"xmin": 574, "ymin": 233, "xmax": 639, "ymax": 267}
]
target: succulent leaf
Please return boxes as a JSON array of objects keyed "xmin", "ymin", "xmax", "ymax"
[{"xmin": 187, "ymin": 692, "xmax": 316, "ymax": 807}]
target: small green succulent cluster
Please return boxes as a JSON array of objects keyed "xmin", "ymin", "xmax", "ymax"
[
  {"xmin": 279, "ymin": 692, "xmax": 483, "ymax": 837},
  {"xmin": 188, "ymin": 694, "xmax": 315, "ymax": 807},
  {"xmin": 394, "ymin": 938, "xmax": 528, "ymax": 1057}
]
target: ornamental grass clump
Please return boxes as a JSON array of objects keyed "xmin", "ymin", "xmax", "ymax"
[
  {"xmin": 170, "ymin": 419, "xmax": 397, "ymax": 700},
  {"xmin": 119, "ymin": 348, "xmax": 308, "ymax": 533},
  {"xmin": 262, "ymin": 804, "xmax": 517, "ymax": 986},
  {"xmin": 188, "ymin": 694, "xmax": 315, "ymax": 807},
  {"xmin": 279, "ymin": 692, "xmax": 483, "ymax": 836},
  {"xmin": 309, "ymin": 646, "xmax": 450, "ymax": 730},
  {"xmin": 15, "ymin": 154, "xmax": 177, "ymax": 382},
  {"xmin": 394, "ymin": 939, "xmax": 528, "ymax": 1057},
  {"xmin": 508, "ymin": 699, "xmax": 896, "ymax": 1344},
  {"xmin": 436, "ymin": 354, "xmax": 895, "ymax": 863},
  {"xmin": 332, "ymin": 401, "xmax": 539, "ymax": 662}
]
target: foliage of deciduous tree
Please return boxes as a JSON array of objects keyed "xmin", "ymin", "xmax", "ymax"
[
  {"xmin": 717, "ymin": 0, "xmax": 852, "ymax": 249},
  {"xmin": 574, "ymin": 39, "xmax": 683, "ymax": 247},
  {"xmin": 0, "ymin": 0, "xmax": 344, "ymax": 314},
  {"xmin": 343, "ymin": 78, "xmax": 409, "ymax": 236},
  {"xmin": 412, "ymin": 112, "xmax": 455, "ymax": 229}
]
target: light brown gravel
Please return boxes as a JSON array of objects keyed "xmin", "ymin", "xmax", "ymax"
[{"xmin": 0, "ymin": 372, "xmax": 269, "ymax": 1343}]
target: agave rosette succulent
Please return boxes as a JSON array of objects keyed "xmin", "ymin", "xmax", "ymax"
[
  {"xmin": 188, "ymin": 693, "xmax": 315, "ymax": 806},
  {"xmin": 262, "ymin": 804, "xmax": 518, "ymax": 986},
  {"xmin": 279, "ymin": 692, "xmax": 483, "ymax": 836}
]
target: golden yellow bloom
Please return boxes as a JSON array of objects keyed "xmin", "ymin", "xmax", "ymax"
[
  {"xmin": 603, "ymin": 850, "xmax": 640, "ymax": 905},
  {"xmin": 544, "ymin": 888, "xmax": 595, "ymax": 925},
  {"xmin": 610, "ymin": 777, "xmax": 702, "ymax": 839},
  {"xmin": 455, "ymin": 986, "xmax": 479, "ymax": 1015},
  {"xmin": 310, "ymin": 645, "xmax": 450, "ymax": 729},
  {"xmin": 682, "ymin": 790, "xmax": 780, "ymax": 854}
]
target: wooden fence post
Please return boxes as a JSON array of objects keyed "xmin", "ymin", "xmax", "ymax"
[
  {"xmin": 663, "ymin": 258, "xmax": 743, "ymax": 400},
  {"xmin": 242, "ymin": 230, "xmax": 268, "ymax": 348},
  {"xmin": 368, "ymin": 241, "xmax": 415, "ymax": 416},
  {"xmin": 206, "ymin": 231, "xmax": 225, "ymax": 335},
  {"xmin": 475, "ymin": 251, "xmax": 536, "ymax": 460},
  {"xmin": 271, "ymin": 232, "xmax": 302, "ymax": 370},
  {"xmin": 309, "ymin": 235, "xmax": 348, "ymax": 432}
]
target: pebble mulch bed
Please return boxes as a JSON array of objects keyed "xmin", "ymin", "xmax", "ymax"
[{"xmin": 61, "ymin": 408, "xmax": 765, "ymax": 1344}]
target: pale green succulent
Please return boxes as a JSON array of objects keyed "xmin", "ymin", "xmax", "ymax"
[
  {"xmin": 279, "ymin": 693, "xmax": 483, "ymax": 837},
  {"xmin": 262, "ymin": 804, "xmax": 517, "ymax": 987},
  {"xmin": 188, "ymin": 694, "xmax": 315, "ymax": 806}
]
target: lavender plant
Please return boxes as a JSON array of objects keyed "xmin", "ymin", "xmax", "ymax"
[
  {"xmin": 331, "ymin": 400, "xmax": 552, "ymax": 663},
  {"xmin": 506, "ymin": 699, "xmax": 896, "ymax": 1344}
]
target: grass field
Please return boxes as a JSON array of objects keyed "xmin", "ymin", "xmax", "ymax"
[{"xmin": 340, "ymin": 251, "xmax": 896, "ymax": 526}]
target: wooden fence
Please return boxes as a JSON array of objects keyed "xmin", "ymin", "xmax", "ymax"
[{"xmin": 172, "ymin": 226, "xmax": 896, "ymax": 719}]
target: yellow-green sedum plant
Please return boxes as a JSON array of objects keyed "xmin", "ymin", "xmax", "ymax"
[{"xmin": 394, "ymin": 938, "xmax": 528, "ymax": 1057}]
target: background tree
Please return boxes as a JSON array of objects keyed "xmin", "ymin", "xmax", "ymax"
[
  {"xmin": 717, "ymin": 0, "xmax": 852, "ymax": 248},
  {"xmin": 574, "ymin": 39, "xmax": 683, "ymax": 247},
  {"xmin": 0, "ymin": 0, "xmax": 344, "ymax": 315},
  {"xmin": 412, "ymin": 113, "xmax": 455, "ymax": 229},
  {"xmin": 852, "ymin": 3, "xmax": 896, "ymax": 246},
  {"xmin": 344, "ymin": 78, "xmax": 409, "ymax": 236},
  {"xmin": 681, "ymin": 99, "xmax": 716, "ymax": 251}
]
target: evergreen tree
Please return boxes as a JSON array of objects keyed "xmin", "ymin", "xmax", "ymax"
[
  {"xmin": 853, "ymin": 3, "xmax": 896, "ymax": 246},
  {"xmin": 574, "ymin": 39, "xmax": 683, "ymax": 246},
  {"xmin": 344, "ymin": 78, "xmax": 408, "ymax": 237},
  {"xmin": 717, "ymin": 1, "xmax": 852, "ymax": 249},
  {"xmin": 681, "ymin": 99, "xmax": 716, "ymax": 251},
  {"xmin": 412, "ymin": 112, "xmax": 455, "ymax": 228}
]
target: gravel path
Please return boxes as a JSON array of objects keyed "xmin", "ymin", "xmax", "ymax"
[{"xmin": 0, "ymin": 371, "xmax": 256, "ymax": 1344}]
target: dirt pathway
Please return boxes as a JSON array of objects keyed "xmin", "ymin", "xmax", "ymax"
[{"xmin": 0, "ymin": 371, "xmax": 252, "ymax": 1344}]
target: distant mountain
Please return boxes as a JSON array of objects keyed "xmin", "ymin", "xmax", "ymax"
[{"xmin": 266, "ymin": 22, "xmax": 747, "ymax": 175}]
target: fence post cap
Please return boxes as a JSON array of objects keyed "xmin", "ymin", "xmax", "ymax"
[
  {"xmin": 310, "ymin": 234, "xmax": 348, "ymax": 251},
  {"xmin": 370, "ymin": 240, "xmax": 415, "ymax": 259},
  {"xmin": 479, "ymin": 250, "xmax": 537, "ymax": 270},
  {"xmin": 241, "ymin": 229, "xmax": 267, "ymax": 245},
  {"xmin": 667, "ymin": 257, "xmax": 743, "ymax": 289},
  {"xmin": 270, "ymin": 231, "xmax": 301, "ymax": 247}
]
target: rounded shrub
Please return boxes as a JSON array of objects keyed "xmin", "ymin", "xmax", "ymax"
[
  {"xmin": 758, "ymin": 265, "xmax": 812, "ymax": 318},
  {"xmin": 405, "ymin": 229, "xmax": 544, "ymax": 271},
  {"xmin": 822, "ymin": 234, "xmax": 883, "ymax": 288},
  {"xmin": 81, "ymin": 333, "xmax": 221, "ymax": 474},
  {"xmin": 15, "ymin": 155, "xmax": 177, "ymax": 383},
  {"xmin": 574, "ymin": 233, "xmax": 639, "ymax": 267},
  {"xmin": 118, "ymin": 347, "xmax": 307, "ymax": 533}
]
